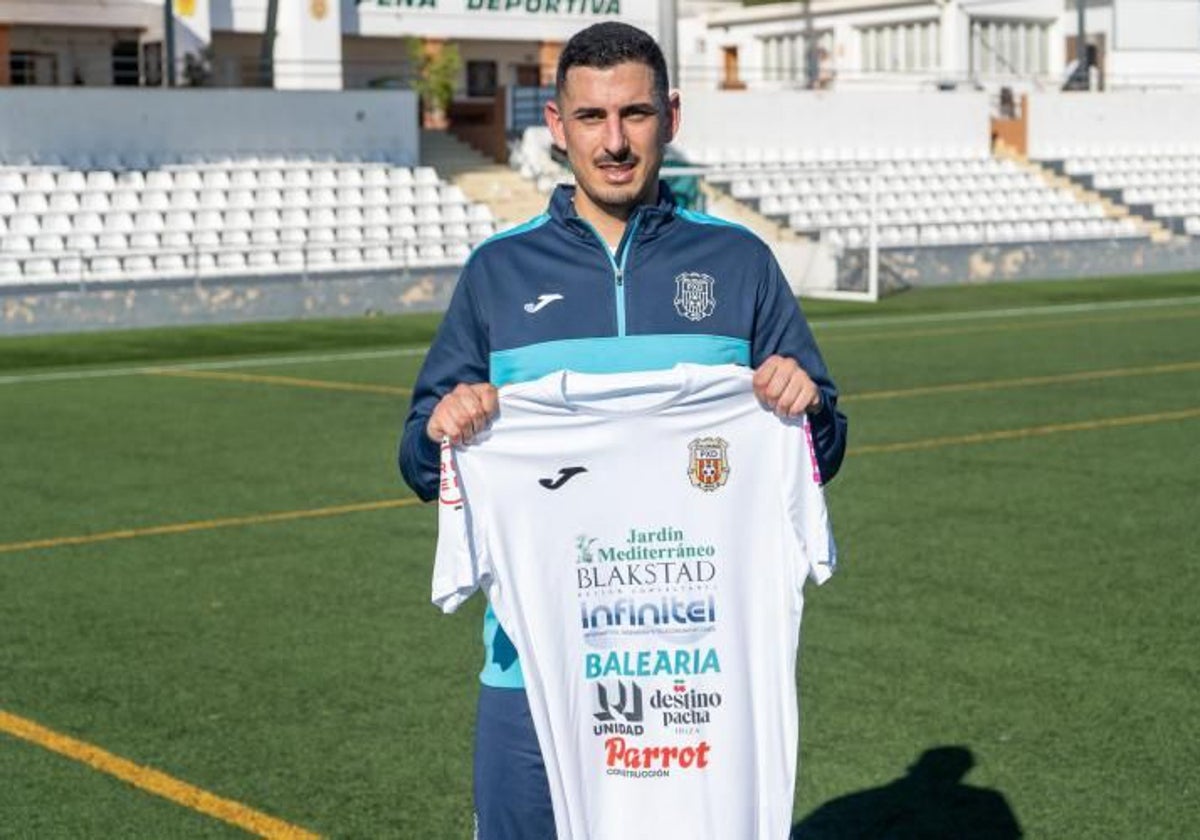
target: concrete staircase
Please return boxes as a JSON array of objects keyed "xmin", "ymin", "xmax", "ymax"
[
  {"xmin": 698, "ymin": 182, "xmax": 833, "ymax": 294},
  {"xmin": 699, "ymin": 181, "xmax": 799, "ymax": 243},
  {"xmin": 419, "ymin": 130, "xmax": 548, "ymax": 226},
  {"xmin": 995, "ymin": 141, "xmax": 1173, "ymax": 243}
]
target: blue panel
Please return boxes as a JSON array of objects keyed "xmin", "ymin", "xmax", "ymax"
[
  {"xmin": 489, "ymin": 334, "xmax": 751, "ymax": 387},
  {"xmin": 480, "ymin": 605, "xmax": 526, "ymax": 688},
  {"xmin": 674, "ymin": 206, "xmax": 753, "ymax": 233}
]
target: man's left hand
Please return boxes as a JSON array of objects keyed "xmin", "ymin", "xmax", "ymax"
[{"xmin": 753, "ymin": 355, "xmax": 823, "ymax": 416}]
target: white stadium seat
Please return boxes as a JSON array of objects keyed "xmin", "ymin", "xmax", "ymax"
[
  {"xmin": 155, "ymin": 253, "xmax": 187, "ymax": 273},
  {"xmin": 49, "ymin": 192, "xmax": 80, "ymax": 213},
  {"xmin": 23, "ymin": 256, "xmax": 56, "ymax": 280},
  {"xmin": 66, "ymin": 232, "xmax": 97, "ymax": 252},
  {"xmin": 277, "ymin": 248, "xmax": 305, "ymax": 269},
  {"xmin": 161, "ymin": 230, "xmax": 191, "ymax": 250},
  {"xmin": 33, "ymin": 233, "xmax": 65, "ymax": 253},
  {"xmin": 89, "ymin": 255, "xmax": 122, "ymax": 277}
]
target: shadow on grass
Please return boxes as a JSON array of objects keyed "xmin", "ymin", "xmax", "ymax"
[{"xmin": 792, "ymin": 746, "xmax": 1022, "ymax": 840}]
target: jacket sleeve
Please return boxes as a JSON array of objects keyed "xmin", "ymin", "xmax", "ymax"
[
  {"xmin": 751, "ymin": 247, "xmax": 849, "ymax": 484},
  {"xmin": 399, "ymin": 262, "xmax": 491, "ymax": 501}
]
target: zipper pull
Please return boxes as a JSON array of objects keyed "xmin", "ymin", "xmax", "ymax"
[{"xmin": 615, "ymin": 268, "xmax": 624, "ymax": 286}]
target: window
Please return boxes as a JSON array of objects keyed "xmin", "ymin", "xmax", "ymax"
[
  {"xmin": 10, "ymin": 51, "xmax": 57, "ymax": 85},
  {"xmin": 759, "ymin": 30, "xmax": 832, "ymax": 83},
  {"xmin": 971, "ymin": 18, "xmax": 1049, "ymax": 78},
  {"xmin": 112, "ymin": 41, "xmax": 140, "ymax": 86},
  {"xmin": 858, "ymin": 20, "xmax": 940, "ymax": 74},
  {"xmin": 466, "ymin": 60, "xmax": 496, "ymax": 97}
]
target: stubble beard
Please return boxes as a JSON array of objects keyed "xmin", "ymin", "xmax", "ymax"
[{"xmin": 579, "ymin": 156, "xmax": 662, "ymax": 218}]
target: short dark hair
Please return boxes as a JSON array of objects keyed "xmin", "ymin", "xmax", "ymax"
[{"xmin": 556, "ymin": 23, "xmax": 669, "ymax": 108}]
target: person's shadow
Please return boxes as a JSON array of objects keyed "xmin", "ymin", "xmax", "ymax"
[{"xmin": 792, "ymin": 746, "xmax": 1022, "ymax": 839}]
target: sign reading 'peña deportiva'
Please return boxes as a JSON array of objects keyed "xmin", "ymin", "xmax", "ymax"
[{"xmin": 362, "ymin": 0, "xmax": 622, "ymax": 13}]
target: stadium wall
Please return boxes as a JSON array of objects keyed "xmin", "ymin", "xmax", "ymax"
[
  {"xmin": 1027, "ymin": 92, "xmax": 1200, "ymax": 156},
  {"xmin": 0, "ymin": 89, "xmax": 420, "ymax": 163},
  {"xmin": 854, "ymin": 237, "xmax": 1200, "ymax": 292},
  {"xmin": 674, "ymin": 89, "xmax": 990, "ymax": 156},
  {"xmin": 0, "ymin": 268, "xmax": 459, "ymax": 335}
]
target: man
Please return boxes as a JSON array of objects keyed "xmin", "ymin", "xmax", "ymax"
[{"xmin": 400, "ymin": 21, "xmax": 847, "ymax": 839}]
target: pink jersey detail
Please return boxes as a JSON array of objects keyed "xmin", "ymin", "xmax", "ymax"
[{"xmin": 802, "ymin": 418, "xmax": 821, "ymax": 486}]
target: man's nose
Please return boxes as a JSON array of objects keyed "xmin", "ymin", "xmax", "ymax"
[{"xmin": 602, "ymin": 115, "xmax": 629, "ymax": 156}]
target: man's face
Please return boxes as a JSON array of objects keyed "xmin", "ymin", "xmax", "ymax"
[{"xmin": 546, "ymin": 61, "xmax": 680, "ymax": 218}]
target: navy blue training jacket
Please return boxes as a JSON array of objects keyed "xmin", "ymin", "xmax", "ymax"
[{"xmin": 399, "ymin": 182, "xmax": 848, "ymax": 688}]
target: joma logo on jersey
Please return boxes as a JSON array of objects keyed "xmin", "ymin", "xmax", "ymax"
[
  {"xmin": 688, "ymin": 437, "xmax": 729, "ymax": 492},
  {"xmin": 673, "ymin": 272, "xmax": 716, "ymax": 321}
]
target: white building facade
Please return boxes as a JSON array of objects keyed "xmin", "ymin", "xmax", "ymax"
[
  {"xmin": 2, "ymin": 0, "xmax": 1198, "ymax": 94},
  {"xmin": 0, "ymin": 0, "xmax": 661, "ymax": 91},
  {"xmin": 680, "ymin": 0, "xmax": 1200, "ymax": 95}
]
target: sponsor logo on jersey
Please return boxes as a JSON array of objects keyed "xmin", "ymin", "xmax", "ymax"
[
  {"xmin": 673, "ymin": 272, "xmax": 716, "ymax": 322},
  {"xmin": 523, "ymin": 293, "xmax": 564, "ymax": 313},
  {"xmin": 438, "ymin": 440, "xmax": 463, "ymax": 509},
  {"xmin": 576, "ymin": 534, "xmax": 599, "ymax": 563},
  {"xmin": 585, "ymin": 647, "xmax": 721, "ymax": 679},
  {"xmin": 581, "ymin": 595, "xmax": 716, "ymax": 631},
  {"xmin": 688, "ymin": 437, "xmax": 730, "ymax": 492},
  {"xmin": 576, "ymin": 559, "xmax": 716, "ymax": 590},
  {"xmin": 574, "ymin": 527, "xmax": 718, "ymax": 564},
  {"xmin": 539, "ymin": 466, "xmax": 587, "ymax": 489},
  {"xmin": 604, "ymin": 736, "xmax": 711, "ymax": 777},
  {"xmin": 593, "ymin": 680, "xmax": 644, "ymax": 736},
  {"xmin": 651, "ymin": 686, "xmax": 723, "ymax": 727}
]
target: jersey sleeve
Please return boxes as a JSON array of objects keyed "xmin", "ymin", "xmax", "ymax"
[
  {"xmin": 399, "ymin": 260, "xmax": 492, "ymax": 502},
  {"xmin": 432, "ymin": 439, "xmax": 490, "ymax": 613},
  {"xmin": 782, "ymin": 415, "xmax": 838, "ymax": 591},
  {"xmin": 751, "ymin": 247, "xmax": 848, "ymax": 485}
]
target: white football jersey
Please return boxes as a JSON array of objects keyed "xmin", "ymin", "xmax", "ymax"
[{"xmin": 434, "ymin": 364, "xmax": 836, "ymax": 840}]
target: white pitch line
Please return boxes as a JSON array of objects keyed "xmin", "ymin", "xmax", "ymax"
[
  {"xmin": 0, "ymin": 293, "xmax": 1197, "ymax": 387},
  {"xmin": 806, "ymin": 293, "xmax": 1200, "ymax": 330},
  {"xmin": 0, "ymin": 346, "xmax": 428, "ymax": 386}
]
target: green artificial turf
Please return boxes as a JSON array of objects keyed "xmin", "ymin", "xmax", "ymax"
[{"xmin": 1, "ymin": 275, "xmax": 1197, "ymax": 838}]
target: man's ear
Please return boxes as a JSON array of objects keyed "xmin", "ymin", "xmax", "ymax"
[
  {"xmin": 663, "ymin": 89, "xmax": 682, "ymax": 144},
  {"xmin": 545, "ymin": 98, "xmax": 567, "ymax": 150}
]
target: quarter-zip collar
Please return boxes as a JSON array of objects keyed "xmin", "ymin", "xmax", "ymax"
[
  {"xmin": 549, "ymin": 181, "xmax": 679, "ymax": 243},
  {"xmin": 549, "ymin": 182, "xmax": 675, "ymax": 338}
]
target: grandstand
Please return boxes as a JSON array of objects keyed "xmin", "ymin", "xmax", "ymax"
[
  {"xmin": 1042, "ymin": 147, "xmax": 1200, "ymax": 238},
  {"xmin": 5, "ymin": 2, "xmax": 1200, "ymax": 323},
  {"xmin": 0, "ymin": 156, "xmax": 498, "ymax": 288}
]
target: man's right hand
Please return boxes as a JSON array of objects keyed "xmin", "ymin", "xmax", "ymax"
[{"xmin": 427, "ymin": 382, "xmax": 500, "ymax": 445}]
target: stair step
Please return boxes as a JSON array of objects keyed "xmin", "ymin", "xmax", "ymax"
[{"xmin": 420, "ymin": 129, "xmax": 548, "ymax": 225}]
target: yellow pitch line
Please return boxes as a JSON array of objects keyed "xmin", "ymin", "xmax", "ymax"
[
  {"xmin": 851, "ymin": 407, "xmax": 1200, "ymax": 456},
  {"xmin": 0, "ymin": 709, "xmax": 319, "ymax": 839},
  {"xmin": 819, "ymin": 307, "xmax": 1200, "ymax": 344},
  {"xmin": 0, "ymin": 498, "xmax": 422, "ymax": 556},
  {"xmin": 845, "ymin": 360, "xmax": 1200, "ymax": 402},
  {"xmin": 146, "ymin": 368, "xmax": 410, "ymax": 396},
  {"xmin": 2, "ymin": 409, "xmax": 1196, "ymax": 558}
]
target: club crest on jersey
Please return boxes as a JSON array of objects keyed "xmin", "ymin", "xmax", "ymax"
[
  {"xmin": 673, "ymin": 272, "xmax": 716, "ymax": 322},
  {"xmin": 688, "ymin": 437, "xmax": 729, "ymax": 492}
]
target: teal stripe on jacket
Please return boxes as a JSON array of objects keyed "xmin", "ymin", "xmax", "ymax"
[{"xmin": 490, "ymin": 334, "xmax": 751, "ymax": 388}]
